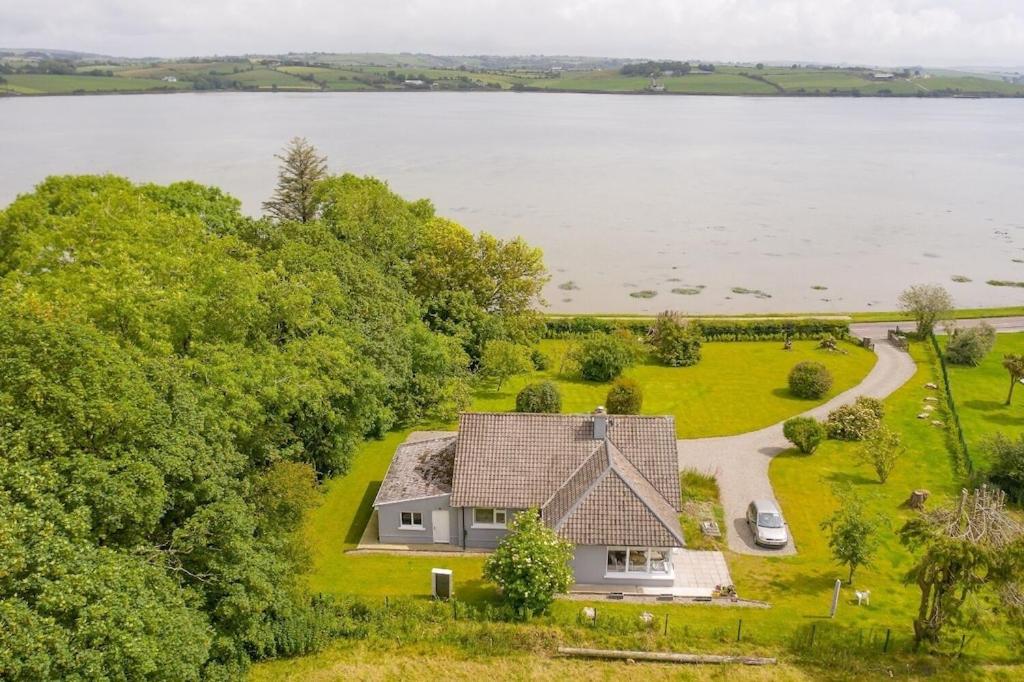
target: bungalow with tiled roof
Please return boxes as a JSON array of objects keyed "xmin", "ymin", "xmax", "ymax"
[{"xmin": 373, "ymin": 408, "xmax": 685, "ymax": 588}]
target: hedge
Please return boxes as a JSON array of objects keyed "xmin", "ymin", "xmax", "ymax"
[{"xmin": 544, "ymin": 316, "xmax": 850, "ymax": 342}]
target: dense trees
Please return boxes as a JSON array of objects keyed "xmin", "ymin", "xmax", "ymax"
[{"xmin": 0, "ymin": 162, "xmax": 547, "ymax": 677}]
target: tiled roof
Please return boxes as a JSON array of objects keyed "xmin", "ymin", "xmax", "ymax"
[
  {"xmin": 554, "ymin": 470, "xmax": 684, "ymax": 547},
  {"xmin": 373, "ymin": 436, "xmax": 457, "ymax": 506},
  {"xmin": 450, "ymin": 413, "xmax": 681, "ymax": 510},
  {"xmin": 540, "ymin": 442, "xmax": 610, "ymax": 524}
]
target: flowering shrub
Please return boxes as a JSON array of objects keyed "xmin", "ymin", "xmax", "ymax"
[
  {"xmin": 826, "ymin": 397, "xmax": 883, "ymax": 441},
  {"xmin": 482, "ymin": 509, "xmax": 574, "ymax": 615}
]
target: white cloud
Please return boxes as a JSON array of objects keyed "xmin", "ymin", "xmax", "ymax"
[{"xmin": 2, "ymin": 0, "xmax": 1022, "ymax": 67}]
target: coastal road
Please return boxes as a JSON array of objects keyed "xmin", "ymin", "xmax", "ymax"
[
  {"xmin": 850, "ymin": 316, "xmax": 1024, "ymax": 339},
  {"xmin": 678, "ymin": 317, "xmax": 1024, "ymax": 558}
]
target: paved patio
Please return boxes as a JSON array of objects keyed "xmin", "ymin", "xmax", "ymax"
[{"xmin": 570, "ymin": 550, "xmax": 732, "ymax": 599}]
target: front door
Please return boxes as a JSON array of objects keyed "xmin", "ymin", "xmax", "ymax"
[{"xmin": 432, "ymin": 509, "xmax": 450, "ymax": 544}]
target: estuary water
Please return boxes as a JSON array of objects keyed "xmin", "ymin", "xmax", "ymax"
[{"xmin": 1, "ymin": 91, "xmax": 1022, "ymax": 314}]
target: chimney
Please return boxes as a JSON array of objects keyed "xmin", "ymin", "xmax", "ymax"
[{"xmin": 593, "ymin": 406, "xmax": 608, "ymax": 440}]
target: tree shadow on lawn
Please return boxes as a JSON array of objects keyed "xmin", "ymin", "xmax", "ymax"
[
  {"xmin": 344, "ymin": 481, "xmax": 382, "ymax": 545},
  {"xmin": 962, "ymin": 399, "xmax": 1008, "ymax": 412},
  {"xmin": 770, "ymin": 387, "xmax": 814, "ymax": 404},
  {"xmin": 825, "ymin": 470, "xmax": 879, "ymax": 487}
]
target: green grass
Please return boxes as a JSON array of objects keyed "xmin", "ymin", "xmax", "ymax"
[
  {"xmin": 2, "ymin": 74, "xmax": 190, "ymax": 94},
  {"xmin": 920, "ymin": 76, "xmax": 1024, "ymax": 96},
  {"xmin": 664, "ymin": 74, "xmax": 777, "ymax": 95},
  {"xmin": 943, "ymin": 332, "xmax": 1024, "ymax": 471},
  {"xmin": 267, "ymin": 343, "xmax": 1022, "ymax": 678},
  {"xmin": 304, "ymin": 337, "xmax": 875, "ymax": 603},
  {"xmin": 230, "ymin": 68, "xmax": 320, "ymax": 89},
  {"xmin": 527, "ymin": 71, "xmax": 650, "ymax": 92},
  {"xmin": 117, "ymin": 61, "xmax": 248, "ymax": 78},
  {"xmin": 678, "ymin": 470, "xmax": 725, "ymax": 551},
  {"xmin": 763, "ymin": 72, "xmax": 918, "ymax": 95},
  {"xmin": 475, "ymin": 339, "xmax": 876, "ymax": 440},
  {"xmin": 303, "ymin": 431, "xmax": 490, "ymax": 601}
]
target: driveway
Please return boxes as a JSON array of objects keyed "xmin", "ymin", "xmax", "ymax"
[
  {"xmin": 679, "ymin": 316, "xmax": 1024, "ymax": 557},
  {"xmin": 677, "ymin": 339, "xmax": 916, "ymax": 556}
]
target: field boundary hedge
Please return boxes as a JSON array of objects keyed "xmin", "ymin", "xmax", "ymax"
[
  {"xmin": 929, "ymin": 334, "xmax": 974, "ymax": 475},
  {"xmin": 544, "ymin": 316, "xmax": 850, "ymax": 342}
]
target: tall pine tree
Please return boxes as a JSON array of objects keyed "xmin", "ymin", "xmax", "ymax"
[{"xmin": 262, "ymin": 137, "xmax": 327, "ymax": 223}]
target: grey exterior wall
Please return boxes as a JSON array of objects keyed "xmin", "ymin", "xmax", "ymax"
[
  {"xmin": 460, "ymin": 508, "xmax": 524, "ymax": 549},
  {"xmin": 376, "ymin": 495, "xmax": 459, "ymax": 545},
  {"xmin": 571, "ymin": 545, "xmax": 676, "ymax": 587}
]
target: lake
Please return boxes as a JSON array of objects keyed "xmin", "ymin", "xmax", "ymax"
[{"xmin": 2, "ymin": 92, "xmax": 1022, "ymax": 314}]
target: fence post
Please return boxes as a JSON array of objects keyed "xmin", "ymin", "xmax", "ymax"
[
  {"xmin": 809, "ymin": 623, "xmax": 816, "ymax": 648},
  {"xmin": 664, "ymin": 614, "xmax": 669, "ymax": 636},
  {"xmin": 958, "ymin": 634, "xmax": 966, "ymax": 657},
  {"xmin": 736, "ymin": 619, "xmax": 743, "ymax": 642},
  {"xmin": 883, "ymin": 628, "xmax": 891, "ymax": 653},
  {"xmin": 385, "ymin": 596, "xmax": 389, "ymax": 609},
  {"xmin": 452, "ymin": 600, "xmax": 457, "ymax": 620}
]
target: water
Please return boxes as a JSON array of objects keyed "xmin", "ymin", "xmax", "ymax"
[{"xmin": 2, "ymin": 92, "xmax": 1022, "ymax": 314}]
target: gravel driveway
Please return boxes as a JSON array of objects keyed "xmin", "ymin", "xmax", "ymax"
[{"xmin": 677, "ymin": 338, "xmax": 917, "ymax": 556}]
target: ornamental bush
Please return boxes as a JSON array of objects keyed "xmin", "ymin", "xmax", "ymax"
[
  {"xmin": 606, "ymin": 378, "xmax": 643, "ymax": 414},
  {"xmin": 783, "ymin": 416, "xmax": 826, "ymax": 454},
  {"xmin": 945, "ymin": 323, "xmax": 996, "ymax": 366},
  {"xmin": 826, "ymin": 397, "xmax": 883, "ymax": 441},
  {"xmin": 647, "ymin": 311, "xmax": 702, "ymax": 367},
  {"xmin": 573, "ymin": 334, "xmax": 635, "ymax": 382},
  {"xmin": 483, "ymin": 509, "xmax": 574, "ymax": 615},
  {"xmin": 515, "ymin": 381, "xmax": 561, "ymax": 413},
  {"xmin": 529, "ymin": 348, "xmax": 551, "ymax": 371},
  {"xmin": 788, "ymin": 361, "xmax": 833, "ymax": 399}
]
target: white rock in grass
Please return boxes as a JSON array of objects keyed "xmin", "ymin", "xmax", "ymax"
[
  {"xmin": 917, "ymin": 413, "xmax": 929, "ymax": 419},
  {"xmin": 639, "ymin": 611, "xmax": 654, "ymax": 624},
  {"xmin": 931, "ymin": 420, "xmax": 944, "ymax": 427},
  {"xmin": 924, "ymin": 397, "xmax": 939, "ymax": 403},
  {"xmin": 581, "ymin": 607, "xmax": 596, "ymax": 621},
  {"xmin": 925, "ymin": 382, "xmax": 939, "ymax": 389}
]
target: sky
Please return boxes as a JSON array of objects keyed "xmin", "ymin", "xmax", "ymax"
[{"xmin": 3, "ymin": 0, "xmax": 1023, "ymax": 68}]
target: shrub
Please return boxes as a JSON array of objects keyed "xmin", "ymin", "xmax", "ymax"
[
  {"xmin": 945, "ymin": 323, "xmax": 996, "ymax": 366},
  {"xmin": 826, "ymin": 398, "xmax": 883, "ymax": 441},
  {"xmin": 985, "ymin": 433, "xmax": 1024, "ymax": 502},
  {"xmin": 573, "ymin": 334, "xmax": 635, "ymax": 382},
  {"xmin": 606, "ymin": 378, "xmax": 643, "ymax": 414},
  {"xmin": 788, "ymin": 361, "xmax": 833, "ymax": 399},
  {"xmin": 647, "ymin": 311, "xmax": 702, "ymax": 367},
  {"xmin": 483, "ymin": 510, "xmax": 574, "ymax": 615},
  {"xmin": 783, "ymin": 416, "xmax": 826, "ymax": 453},
  {"xmin": 515, "ymin": 381, "xmax": 561, "ymax": 413},
  {"xmin": 478, "ymin": 340, "xmax": 532, "ymax": 391},
  {"xmin": 855, "ymin": 426, "xmax": 904, "ymax": 483},
  {"xmin": 529, "ymin": 348, "xmax": 550, "ymax": 371},
  {"xmin": 855, "ymin": 396, "xmax": 885, "ymax": 421}
]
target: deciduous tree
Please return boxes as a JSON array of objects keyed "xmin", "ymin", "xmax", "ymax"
[{"xmin": 898, "ymin": 284, "xmax": 953, "ymax": 337}]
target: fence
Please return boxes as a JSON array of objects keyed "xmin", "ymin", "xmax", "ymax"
[{"xmin": 929, "ymin": 334, "xmax": 974, "ymax": 475}]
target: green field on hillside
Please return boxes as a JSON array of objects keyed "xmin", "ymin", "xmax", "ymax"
[
  {"xmin": 1, "ymin": 74, "xmax": 190, "ymax": 94},
  {"xmin": 765, "ymin": 72, "xmax": 919, "ymax": 95}
]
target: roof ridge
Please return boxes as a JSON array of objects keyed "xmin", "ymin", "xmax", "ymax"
[
  {"xmin": 606, "ymin": 444, "xmax": 685, "ymax": 546},
  {"xmin": 550, "ymin": 467, "xmax": 612, "ymax": 534},
  {"xmin": 540, "ymin": 441, "xmax": 609, "ymax": 510},
  {"xmin": 396, "ymin": 434, "xmax": 458, "ymax": 447},
  {"xmin": 458, "ymin": 411, "xmax": 672, "ymax": 419}
]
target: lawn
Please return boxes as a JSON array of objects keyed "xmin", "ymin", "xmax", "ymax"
[
  {"xmin": 944, "ymin": 332, "xmax": 1024, "ymax": 471},
  {"xmin": 475, "ymin": 339, "xmax": 876, "ymax": 439},
  {"xmin": 2, "ymin": 74, "xmax": 190, "ymax": 94},
  {"xmin": 262, "ymin": 342, "xmax": 1023, "ymax": 680},
  {"xmin": 527, "ymin": 71, "xmax": 650, "ymax": 92},
  {"xmin": 764, "ymin": 72, "xmax": 919, "ymax": 95}
]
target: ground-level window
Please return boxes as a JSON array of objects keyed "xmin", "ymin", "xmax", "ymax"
[
  {"xmin": 472, "ymin": 508, "xmax": 507, "ymax": 527},
  {"xmin": 606, "ymin": 547, "xmax": 672, "ymax": 575},
  {"xmin": 399, "ymin": 511, "xmax": 424, "ymax": 529}
]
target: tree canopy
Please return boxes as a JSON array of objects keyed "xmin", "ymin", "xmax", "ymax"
[{"xmin": 0, "ymin": 168, "xmax": 547, "ymax": 678}]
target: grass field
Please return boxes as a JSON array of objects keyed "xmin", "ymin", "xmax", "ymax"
[
  {"xmin": 764, "ymin": 72, "xmax": 920, "ymax": 95},
  {"xmin": 920, "ymin": 76, "xmax": 1024, "ymax": 96},
  {"xmin": 255, "ymin": 342, "xmax": 1021, "ymax": 680},
  {"xmin": 116, "ymin": 61, "xmax": 248, "ymax": 79},
  {"xmin": 475, "ymin": 339, "xmax": 876, "ymax": 439},
  {"xmin": 1, "ymin": 74, "xmax": 189, "ymax": 94},
  {"xmin": 230, "ymin": 68, "xmax": 320, "ymax": 89},
  {"xmin": 664, "ymin": 74, "xmax": 777, "ymax": 95},
  {"xmin": 944, "ymin": 332, "xmax": 1024, "ymax": 471},
  {"xmin": 305, "ymin": 338, "xmax": 875, "ymax": 599}
]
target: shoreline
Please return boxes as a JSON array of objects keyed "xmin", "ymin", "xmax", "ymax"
[{"xmin": 2, "ymin": 87, "xmax": 1021, "ymax": 100}]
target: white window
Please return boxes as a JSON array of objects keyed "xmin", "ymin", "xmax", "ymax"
[
  {"xmin": 399, "ymin": 511, "xmax": 424, "ymax": 529},
  {"xmin": 472, "ymin": 508, "xmax": 507, "ymax": 528},
  {"xmin": 605, "ymin": 547, "xmax": 673, "ymax": 577}
]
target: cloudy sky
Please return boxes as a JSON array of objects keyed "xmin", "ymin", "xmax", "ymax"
[{"xmin": 4, "ymin": 0, "xmax": 1023, "ymax": 67}]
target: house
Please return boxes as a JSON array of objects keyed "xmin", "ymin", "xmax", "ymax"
[
  {"xmin": 161, "ymin": 76, "xmax": 178, "ymax": 82},
  {"xmin": 871, "ymin": 72, "xmax": 895, "ymax": 80},
  {"xmin": 373, "ymin": 409, "xmax": 685, "ymax": 588},
  {"xmin": 403, "ymin": 79, "xmax": 427, "ymax": 88}
]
